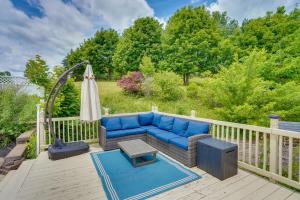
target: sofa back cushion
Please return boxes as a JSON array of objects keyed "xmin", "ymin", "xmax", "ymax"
[
  {"xmin": 172, "ymin": 118, "xmax": 189, "ymax": 136},
  {"xmin": 152, "ymin": 113, "xmax": 162, "ymax": 127},
  {"xmin": 101, "ymin": 117, "xmax": 122, "ymax": 131},
  {"xmin": 121, "ymin": 116, "xmax": 140, "ymax": 129},
  {"xmin": 138, "ymin": 113, "xmax": 154, "ymax": 126},
  {"xmin": 184, "ymin": 121, "xmax": 210, "ymax": 137},
  {"xmin": 158, "ymin": 116, "xmax": 174, "ymax": 131}
]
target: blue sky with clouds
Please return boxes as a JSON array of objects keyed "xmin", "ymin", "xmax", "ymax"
[{"xmin": 0, "ymin": 0, "xmax": 299, "ymax": 75}]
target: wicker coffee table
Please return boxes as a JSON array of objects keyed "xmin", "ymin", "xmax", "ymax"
[{"xmin": 118, "ymin": 139, "xmax": 158, "ymax": 167}]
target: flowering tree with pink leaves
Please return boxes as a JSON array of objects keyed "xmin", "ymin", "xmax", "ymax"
[{"xmin": 117, "ymin": 71, "xmax": 144, "ymax": 94}]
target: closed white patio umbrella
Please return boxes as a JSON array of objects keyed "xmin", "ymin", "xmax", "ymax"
[{"xmin": 80, "ymin": 64, "xmax": 101, "ymax": 122}]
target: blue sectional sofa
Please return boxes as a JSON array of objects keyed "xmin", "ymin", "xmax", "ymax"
[{"xmin": 99, "ymin": 112, "xmax": 211, "ymax": 167}]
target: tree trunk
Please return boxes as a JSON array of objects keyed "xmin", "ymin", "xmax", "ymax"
[
  {"xmin": 108, "ymin": 68, "xmax": 113, "ymax": 80},
  {"xmin": 183, "ymin": 73, "xmax": 189, "ymax": 85}
]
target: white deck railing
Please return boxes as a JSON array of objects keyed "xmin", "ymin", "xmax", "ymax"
[{"xmin": 36, "ymin": 108, "xmax": 300, "ymax": 190}]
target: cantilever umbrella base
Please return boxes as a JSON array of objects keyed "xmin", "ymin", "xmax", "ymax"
[{"xmin": 48, "ymin": 141, "xmax": 89, "ymax": 160}]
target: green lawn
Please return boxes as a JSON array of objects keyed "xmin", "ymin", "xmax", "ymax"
[{"xmin": 76, "ymin": 81, "xmax": 216, "ymax": 119}]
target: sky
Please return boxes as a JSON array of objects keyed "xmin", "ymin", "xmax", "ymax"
[{"xmin": 0, "ymin": 0, "xmax": 299, "ymax": 76}]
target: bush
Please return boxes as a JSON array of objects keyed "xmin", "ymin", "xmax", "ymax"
[
  {"xmin": 25, "ymin": 135, "xmax": 37, "ymax": 159},
  {"xmin": 187, "ymin": 83, "xmax": 200, "ymax": 99},
  {"xmin": 0, "ymin": 87, "xmax": 39, "ymax": 147},
  {"xmin": 151, "ymin": 72, "xmax": 185, "ymax": 101},
  {"xmin": 117, "ymin": 71, "xmax": 144, "ymax": 94}
]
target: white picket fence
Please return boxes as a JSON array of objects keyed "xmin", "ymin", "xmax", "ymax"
[{"xmin": 36, "ymin": 107, "xmax": 300, "ymax": 190}]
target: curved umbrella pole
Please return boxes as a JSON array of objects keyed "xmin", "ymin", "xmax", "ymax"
[{"xmin": 44, "ymin": 61, "xmax": 89, "ymax": 142}]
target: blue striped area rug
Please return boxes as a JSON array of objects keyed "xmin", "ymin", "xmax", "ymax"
[{"xmin": 90, "ymin": 150, "xmax": 201, "ymax": 200}]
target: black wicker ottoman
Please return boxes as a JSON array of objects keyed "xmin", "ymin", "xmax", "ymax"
[
  {"xmin": 48, "ymin": 141, "xmax": 89, "ymax": 160},
  {"xmin": 197, "ymin": 138, "xmax": 237, "ymax": 180}
]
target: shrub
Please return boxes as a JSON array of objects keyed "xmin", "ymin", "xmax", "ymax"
[
  {"xmin": 187, "ymin": 83, "xmax": 200, "ymax": 99},
  {"xmin": 25, "ymin": 135, "xmax": 37, "ymax": 159},
  {"xmin": 117, "ymin": 71, "xmax": 144, "ymax": 94},
  {"xmin": 151, "ymin": 72, "xmax": 185, "ymax": 101},
  {"xmin": 0, "ymin": 87, "xmax": 39, "ymax": 147},
  {"xmin": 140, "ymin": 56, "xmax": 155, "ymax": 77}
]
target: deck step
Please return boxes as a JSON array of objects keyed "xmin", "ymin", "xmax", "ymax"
[{"xmin": 0, "ymin": 159, "xmax": 35, "ymax": 200}]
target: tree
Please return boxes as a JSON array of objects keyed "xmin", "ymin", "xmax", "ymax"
[
  {"xmin": 113, "ymin": 17, "xmax": 162, "ymax": 75},
  {"xmin": 139, "ymin": 55, "xmax": 155, "ymax": 77},
  {"xmin": 64, "ymin": 29, "xmax": 119, "ymax": 80},
  {"xmin": 24, "ymin": 55, "xmax": 50, "ymax": 89},
  {"xmin": 0, "ymin": 71, "xmax": 11, "ymax": 76},
  {"xmin": 161, "ymin": 6, "xmax": 224, "ymax": 85}
]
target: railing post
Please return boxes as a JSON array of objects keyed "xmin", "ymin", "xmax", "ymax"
[
  {"xmin": 269, "ymin": 114, "xmax": 280, "ymax": 174},
  {"xmin": 36, "ymin": 104, "xmax": 40, "ymax": 156},
  {"xmin": 152, "ymin": 105, "xmax": 158, "ymax": 112}
]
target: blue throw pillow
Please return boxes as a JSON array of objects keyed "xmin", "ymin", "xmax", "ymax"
[
  {"xmin": 158, "ymin": 116, "xmax": 174, "ymax": 131},
  {"xmin": 120, "ymin": 116, "xmax": 140, "ymax": 129},
  {"xmin": 184, "ymin": 121, "xmax": 210, "ymax": 137},
  {"xmin": 152, "ymin": 113, "xmax": 162, "ymax": 127},
  {"xmin": 138, "ymin": 113, "xmax": 154, "ymax": 126},
  {"xmin": 172, "ymin": 118, "xmax": 189, "ymax": 136},
  {"xmin": 103, "ymin": 117, "xmax": 122, "ymax": 131}
]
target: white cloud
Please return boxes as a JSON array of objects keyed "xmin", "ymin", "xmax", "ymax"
[
  {"xmin": 0, "ymin": 0, "xmax": 154, "ymax": 75},
  {"xmin": 208, "ymin": 0, "xmax": 299, "ymax": 24}
]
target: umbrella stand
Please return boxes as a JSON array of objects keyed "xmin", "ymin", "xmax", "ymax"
[{"xmin": 44, "ymin": 61, "xmax": 89, "ymax": 143}]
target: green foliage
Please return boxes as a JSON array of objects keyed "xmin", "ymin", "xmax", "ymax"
[
  {"xmin": 24, "ymin": 55, "xmax": 51, "ymax": 89},
  {"xmin": 51, "ymin": 66, "xmax": 80, "ymax": 117},
  {"xmin": 187, "ymin": 83, "xmax": 200, "ymax": 99},
  {"xmin": 161, "ymin": 6, "xmax": 231, "ymax": 84},
  {"xmin": 198, "ymin": 50, "xmax": 300, "ymax": 125},
  {"xmin": 25, "ymin": 135, "xmax": 37, "ymax": 159},
  {"xmin": 0, "ymin": 87, "xmax": 39, "ymax": 147},
  {"xmin": 113, "ymin": 17, "xmax": 162, "ymax": 75},
  {"xmin": 140, "ymin": 55, "xmax": 155, "ymax": 77},
  {"xmin": 151, "ymin": 72, "xmax": 185, "ymax": 101},
  {"xmin": 0, "ymin": 71, "xmax": 11, "ymax": 76},
  {"xmin": 64, "ymin": 29, "xmax": 119, "ymax": 80}
]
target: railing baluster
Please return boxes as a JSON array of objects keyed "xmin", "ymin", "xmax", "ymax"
[
  {"xmin": 80, "ymin": 122, "xmax": 83, "ymax": 140},
  {"xmin": 242, "ymin": 129, "xmax": 246, "ymax": 162},
  {"xmin": 217, "ymin": 125, "xmax": 220, "ymax": 139},
  {"xmin": 89, "ymin": 123, "xmax": 91, "ymax": 140},
  {"xmin": 288, "ymin": 137, "xmax": 293, "ymax": 179},
  {"xmin": 63, "ymin": 121, "xmax": 65, "ymax": 142},
  {"xmin": 248, "ymin": 130, "xmax": 252, "ymax": 164},
  {"xmin": 76, "ymin": 120, "xmax": 79, "ymax": 141},
  {"xmin": 212, "ymin": 124, "xmax": 215, "ymax": 138},
  {"xmin": 48, "ymin": 123, "xmax": 51, "ymax": 144},
  {"xmin": 68, "ymin": 120, "xmax": 70, "ymax": 142},
  {"xmin": 278, "ymin": 135, "xmax": 283, "ymax": 176},
  {"xmin": 221, "ymin": 125, "xmax": 224, "ymax": 140},
  {"xmin": 255, "ymin": 131, "xmax": 259, "ymax": 167},
  {"xmin": 96, "ymin": 120, "xmax": 99, "ymax": 139},
  {"xmin": 72, "ymin": 120, "xmax": 74, "ymax": 141},
  {"xmin": 92, "ymin": 122, "xmax": 95, "ymax": 139},
  {"xmin": 237, "ymin": 128, "xmax": 240, "ymax": 159},
  {"xmin": 58, "ymin": 121, "xmax": 60, "ymax": 139},
  {"xmin": 231, "ymin": 127, "xmax": 234, "ymax": 143},
  {"xmin": 263, "ymin": 132, "xmax": 267, "ymax": 170},
  {"xmin": 85, "ymin": 122, "xmax": 87, "ymax": 140},
  {"xmin": 53, "ymin": 121, "xmax": 56, "ymax": 139},
  {"xmin": 226, "ymin": 126, "xmax": 229, "ymax": 142}
]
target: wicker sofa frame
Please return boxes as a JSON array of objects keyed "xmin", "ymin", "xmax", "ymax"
[{"xmin": 98, "ymin": 113, "xmax": 211, "ymax": 167}]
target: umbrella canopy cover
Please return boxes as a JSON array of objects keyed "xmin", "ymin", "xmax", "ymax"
[{"xmin": 80, "ymin": 64, "xmax": 101, "ymax": 122}]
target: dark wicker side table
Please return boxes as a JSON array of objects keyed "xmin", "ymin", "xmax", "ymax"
[{"xmin": 197, "ymin": 138, "xmax": 238, "ymax": 180}]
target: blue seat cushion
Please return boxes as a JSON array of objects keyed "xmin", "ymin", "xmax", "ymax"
[
  {"xmin": 101, "ymin": 117, "xmax": 122, "ymax": 131},
  {"xmin": 152, "ymin": 113, "xmax": 162, "ymax": 127},
  {"xmin": 138, "ymin": 113, "xmax": 154, "ymax": 126},
  {"xmin": 147, "ymin": 128, "xmax": 170, "ymax": 137},
  {"xmin": 158, "ymin": 116, "xmax": 174, "ymax": 131},
  {"xmin": 172, "ymin": 118, "xmax": 189, "ymax": 136},
  {"xmin": 106, "ymin": 128, "xmax": 145, "ymax": 139},
  {"xmin": 141, "ymin": 125, "xmax": 157, "ymax": 131},
  {"xmin": 120, "ymin": 116, "xmax": 140, "ymax": 129},
  {"xmin": 155, "ymin": 132, "xmax": 180, "ymax": 143},
  {"xmin": 169, "ymin": 137, "xmax": 188, "ymax": 150},
  {"xmin": 184, "ymin": 121, "xmax": 210, "ymax": 137}
]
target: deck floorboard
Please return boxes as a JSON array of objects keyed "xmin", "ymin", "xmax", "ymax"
[{"xmin": 0, "ymin": 144, "xmax": 297, "ymax": 200}]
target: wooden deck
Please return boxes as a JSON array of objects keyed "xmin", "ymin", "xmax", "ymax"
[{"xmin": 0, "ymin": 144, "xmax": 299, "ymax": 200}]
